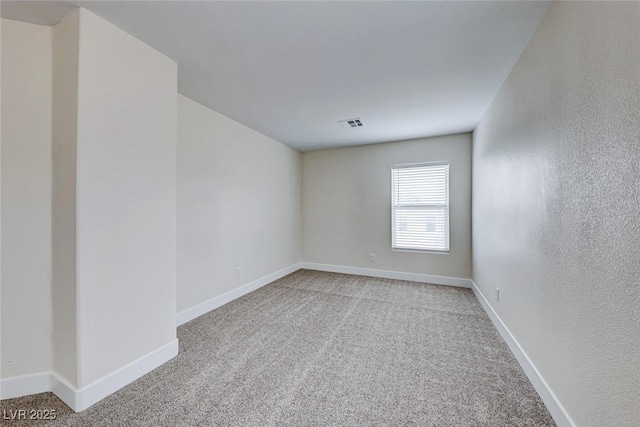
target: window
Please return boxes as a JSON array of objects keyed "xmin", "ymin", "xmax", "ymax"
[{"xmin": 392, "ymin": 162, "xmax": 449, "ymax": 253}]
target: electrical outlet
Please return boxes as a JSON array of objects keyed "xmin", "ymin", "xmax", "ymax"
[
  {"xmin": 369, "ymin": 253, "xmax": 376, "ymax": 262},
  {"xmin": 495, "ymin": 287, "xmax": 500, "ymax": 302},
  {"xmin": 236, "ymin": 267, "xmax": 241, "ymax": 278}
]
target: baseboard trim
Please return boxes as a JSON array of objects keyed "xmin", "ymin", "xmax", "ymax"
[
  {"xmin": 50, "ymin": 373, "xmax": 76, "ymax": 410},
  {"xmin": 300, "ymin": 262, "xmax": 472, "ymax": 288},
  {"xmin": 66, "ymin": 339, "xmax": 179, "ymax": 411},
  {"xmin": 2, "ymin": 340, "xmax": 178, "ymax": 413},
  {"xmin": 176, "ymin": 262, "xmax": 302, "ymax": 327},
  {"xmin": 0, "ymin": 372, "xmax": 51, "ymax": 400},
  {"xmin": 470, "ymin": 280, "xmax": 575, "ymax": 427}
]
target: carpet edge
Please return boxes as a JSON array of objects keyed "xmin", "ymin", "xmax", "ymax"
[
  {"xmin": 471, "ymin": 280, "xmax": 575, "ymax": 427},
  {"xmin": 300, "ymin": 262, "xmax": 472, "ymax": 288},
  {"xmin": 176, "ymin": 262, "xmax": 303, "ymax": 327}
]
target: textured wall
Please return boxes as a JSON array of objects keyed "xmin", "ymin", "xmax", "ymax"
[
  {"xmin": 1, "ymin": 19, "xmax": 53, "ymax": 379},
  {"xmin": 177, "ymin": 95, "xmax": 301, "ymax": 313},
  {"xmin": 472, "ymin": 2, "xmax": 640, "ymax": 426},
  {"xmin": 303, "ymin": 134, "xmax": 471, "ymax": 279}
]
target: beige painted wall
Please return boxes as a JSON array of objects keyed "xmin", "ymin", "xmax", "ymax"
[
  {"xmin": 177, "ymin": 95, "xmax": 301, "ymax": 313},
  {"xmin": 73, "ymin": 9, "xmax": 178, "ymax": 388},
  {"xmin": 1, "ymin": 19, "xmax": 53, "ymax": 379},
  {"xmin": 472, "ymin": 2, "xmax": 640, "ymax": 426},
  {"xmin": 302, "ymin": 134, "xmax": 471, "ymax": 279}
]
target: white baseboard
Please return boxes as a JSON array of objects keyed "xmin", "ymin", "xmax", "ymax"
[
  {"xmin": 1, "ymin": 340, "xmax": 178, "ymax": 413},
  {"xmin": 470, "ymin": 280, "xmax": 575, "ymax": 427},
  {"xmin": 175, "ymin": 261, "xmax": 470, "ymax": 327},
  {"xmin": 300, "ymin": 262, "xmax": 472, "ymax": 288},
  {"xmin": 50, "ymin": 373, "xmax": 76, "ymax": 410},
  {"xmin": 176, "ymin": 262, "xmax": 302, "ymax": 327},
  {"xmin": 0, "ymin": 372, "xmax": 51, "ymax": 400},
  {"xmin": 63, "ymin": 339, "xmax": 179, "ymax": 411}
]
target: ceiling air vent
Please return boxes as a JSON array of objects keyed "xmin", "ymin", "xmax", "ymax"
[{"xmin": 339, "ymin": 118, "xmax": 364, "ymax": 128}]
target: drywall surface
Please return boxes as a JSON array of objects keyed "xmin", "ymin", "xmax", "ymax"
[
  {"xmin": 74, "ymin": 9, "xmax": 177, "ymax": 387},
  {"xmin": 472, "ymin": 2, "xmax": 640, "ymax": 426},
  {"xmin": 302, "ymin": 134, "xmax": 471, "ymax": 279},
  {"xmin": 1, "ymin": 18, "xmax": 53, "ymax": 379},
  {"xmin": 51, "ymin": 9, "xmax": 79, "ymax": 386},
  {"xmin": 177, "ymin": 95, "xmax": 301, "ymax": 313}
]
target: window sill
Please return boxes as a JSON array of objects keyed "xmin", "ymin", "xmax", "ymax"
[{"xmin": 392, "ymin": 248, "xmax": 450, "ymax": 255}]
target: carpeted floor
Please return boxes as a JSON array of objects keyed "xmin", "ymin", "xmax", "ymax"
[{"xmin": 2, "ymin": 270, "xmax": 554, "ymax": 426}]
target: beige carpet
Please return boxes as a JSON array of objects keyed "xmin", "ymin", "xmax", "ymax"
[{"xmin": 2, "ymin": 270, "xmax": 554, "ymax": 426}]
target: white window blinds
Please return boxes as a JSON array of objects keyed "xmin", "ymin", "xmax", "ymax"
[{"xmin": 392, "ymin": 162, "xmax": 450, "ymax": 252}]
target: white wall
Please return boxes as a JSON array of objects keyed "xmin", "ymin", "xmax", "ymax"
[
  {"xmin": 1, "ymin": 7, "xmax": 179, "ymax": 403},
  {"xmin": 302, "ymin": 134, "xmax": 471, "ymax": 280},
  {"xmin": 51, "ymin": 9, "xmax": 79, "ymax": 386},
  {"xmin": 472, "ymin": 2, "xmax": 640, "ymax": 426},
  {"xmin": 1, "ymin": 19, "xmax": 53, "ymax": 379},
  {"xmin": 74, "ymin": 9, "xmax": 177, "ymax": 388},
  {"xmin": 177, "ymin": 95, "xmax": 301, "ymax": 313}
]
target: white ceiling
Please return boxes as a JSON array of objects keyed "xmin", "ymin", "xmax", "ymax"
[{"xmin": 1, "ymin": 1, "xmax": 550, "ymax": 151}]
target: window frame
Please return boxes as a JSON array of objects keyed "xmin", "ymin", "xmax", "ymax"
[{"xmin": 390, "ymin": 161, "xmax": 450, "ymax": 255}]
